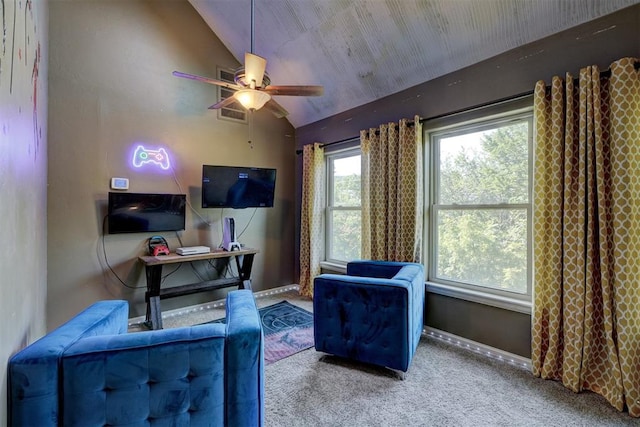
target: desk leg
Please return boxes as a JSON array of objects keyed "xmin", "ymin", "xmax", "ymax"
[
  {"xmin": 144, "ymin": 264, "xmax": 163, "ymax": 330},
  {"xmin": 235, "ymin": 253, "xmax": 255, "ymax": 290}
]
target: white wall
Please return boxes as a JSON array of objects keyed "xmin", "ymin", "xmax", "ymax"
[
  {"xmin": 0, "ymin": 1, "xmax": 48, "ymax": 424},
  {"xmin": 48, "ymin": 0, "xmax": 296, "ymax": 328}
]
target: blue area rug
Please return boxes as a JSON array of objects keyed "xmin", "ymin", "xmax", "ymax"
[{"xmin": 209, "ymin": 300, "xmax": 314, "ymax": 365}]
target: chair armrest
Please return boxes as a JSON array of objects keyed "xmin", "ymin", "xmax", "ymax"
[
  {"xmin": 8, "ymin": 300, "xmax": 128, "ymax": 427},
  {"xmin": 347, "ymin": 260, "xmax": 416, "ymax": 279},
  {"xmin": 225, "ymin": 290, "xmax": 264, "ymax": 427},
  {"xmin": 61, "ymin": 324, "xmax": 227, "ymax": 426}
]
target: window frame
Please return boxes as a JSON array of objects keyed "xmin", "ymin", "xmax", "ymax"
[
  {"xmin": 424, "ymin": 102, "xmax": 534, "ymax": 314},
  {"xmin": 324, "ymin": 146, "xmax": 362, "ymax": 266}
]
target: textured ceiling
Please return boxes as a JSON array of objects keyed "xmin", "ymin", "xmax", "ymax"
[{"xmin": 189, "ymin": 0, "xmax": 639, "ymax": 128}]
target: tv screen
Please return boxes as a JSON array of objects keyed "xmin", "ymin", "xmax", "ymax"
[
  {"xmin": 202, "ymin": 165, "xmax": 276, "ymax": 208},
  {"xmin": 108, "ymin": 192, "xmax": 186, "ymax": 234}
]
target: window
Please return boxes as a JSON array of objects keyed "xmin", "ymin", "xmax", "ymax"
[
  {"xmin": 429, "ymin": 111, "xmax": 533, "ymax": 302},
  {"xmin": 319, "ymin": 100, "xmax": 533, "ymax": 310},
  {"xmin": 325, "ymin": 149, "xmax": 362, "ymax": 264}
]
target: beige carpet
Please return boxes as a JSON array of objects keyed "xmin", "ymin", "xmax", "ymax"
[{"xmin": 130, "ymin": 288, "xmax": 636, "ymax": 425}]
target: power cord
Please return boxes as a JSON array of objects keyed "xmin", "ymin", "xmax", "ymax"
[
  {"xmin": 175, "ymin": 230, "xmax": 184, "ymax": 248},
  {"xmin": 237, "ymin": 208, "xmax": 258, "ymax": 239},
  {"xmin": 101, "ymin": 215, "xmax": 184, "ymax": 289},
  {"xmin": 171, "ymin": 166, "xmax": 213, "ymax": 227},
  {"xmin": 101, "ymin": 215, "xmax": 145, "ymax": 289},
  {"xmin": 217, "ymin": 207, "xmax": 258, "ymax": 246},
  {"xmin": 160, "ymin": 263, "xmax": 183, "ymax": 285}
]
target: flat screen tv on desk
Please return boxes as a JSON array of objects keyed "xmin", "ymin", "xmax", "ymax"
[
  {"xmin": 108, "ymin": 192, "xmax": 186, "ymax": 234},
  {"xmin": 202, "ymin": 165, "xmax": 276, "ymax": 208}
]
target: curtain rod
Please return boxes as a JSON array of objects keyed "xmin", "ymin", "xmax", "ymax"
[
  {"xmin": 294, "ymin": 136, "xmax": 359, "ymax": 155},
  {"xmin": 295, "ymin": 89, "xmax": 532, "ymax": 155},
  {"xmin": 295, "ymin": 60, "xmax": 640, "ymax": 155}
]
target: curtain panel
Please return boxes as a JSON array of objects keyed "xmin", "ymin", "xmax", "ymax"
[
  {"xmin": 532, "ymin": 57, "xmax": 640, "ymax": 417},
  {"xmin": 299, "ymin": 143, "xmax": 325, "ymax": 298},
  {"xmin": 361, "ymin": 115, "xmax": 423, "ymax": 262}
]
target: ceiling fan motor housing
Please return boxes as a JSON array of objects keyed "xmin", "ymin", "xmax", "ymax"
[{"xmin": 234, "ymin": 68, "xmax": 271, "ymax": 88}]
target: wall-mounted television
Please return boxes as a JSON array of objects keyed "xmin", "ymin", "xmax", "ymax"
[
  {"xmin": 108, "ymin": 192, "xmax": 186, "ymax": 234},
  {"xmin": 202, "ymin": 165, "xmax": 276, "ymax": 209}
]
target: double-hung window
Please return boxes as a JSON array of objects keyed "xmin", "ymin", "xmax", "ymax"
[
  {"xmin": 325, "ymin": 148, "xmax": 362, "ymax": 264},
  {"xmin": 320, "ymin": 101, "xmax": 533, "ymax": 312},
  {"xmin": 429, "ymin": 110, "xmax": 533, "ymax": 306}
]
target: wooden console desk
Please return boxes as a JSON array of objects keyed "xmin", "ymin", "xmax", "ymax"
[{"xmin": 139, "ymin": 248, "xmax": 258, "ymax": 330}]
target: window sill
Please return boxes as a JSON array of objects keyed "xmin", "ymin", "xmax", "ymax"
[
  {"xmin": 318, "ymin": 263, "xmax": 532, "ymax": 315},
  {"xmin": 319, "ymin": 261, "xmax": 347, "ymax": 274},
  {"xmin": 426, "ymin": 281, "xmax": 532, "ymax": 315}
]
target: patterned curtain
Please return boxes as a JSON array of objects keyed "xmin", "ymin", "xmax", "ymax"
[
  {"xmin": 361, "ymin": 115, "xmax": 423, "ymax": 262},
  {"xmin": 532, "ymin": 57, "xmax": 640, "ymax": 417},
  {"xmin": 299, "ymin": 143, "xmax": 325, "ymax": 298}
]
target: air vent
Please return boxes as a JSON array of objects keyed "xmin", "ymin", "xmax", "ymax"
[{"xmin": 217, "ymin": 68, "xmax": 248, "ymax": 124}]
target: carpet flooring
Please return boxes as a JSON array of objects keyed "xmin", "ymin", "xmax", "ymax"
[
  {"xmin": 265, "ymin": 334, "xmax": 637, "ymax": 426},
  {"xmin": 205, "ymin": 300, "xmax": 314, "ymax": 365},
  {"xmin": 130, "ymin": 289, "xmax": 637, "ymax": 425}
]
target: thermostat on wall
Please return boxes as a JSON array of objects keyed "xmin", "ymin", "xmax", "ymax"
[{"xmin": 110, "ymin": 177, "xmax": 129, "ymax": 190}]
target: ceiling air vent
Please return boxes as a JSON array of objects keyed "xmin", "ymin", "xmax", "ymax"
[{"xmin": 217, "ymin": 68, "xmax": 248, "ymax": 124}]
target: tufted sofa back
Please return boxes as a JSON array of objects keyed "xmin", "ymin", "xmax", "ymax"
[{"xmin": 9, "ymin": 290, "xmax": 263, "ymax": 427}]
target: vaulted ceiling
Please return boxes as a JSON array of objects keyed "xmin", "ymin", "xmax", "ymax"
[{"xmin": 189, "ymin": 0, "xmax": 639, "ymax": 128}]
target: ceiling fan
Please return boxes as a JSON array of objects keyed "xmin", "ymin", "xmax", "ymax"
[{"xmin": 172, "ymin": 0, "xmax": 323, "ymax": 118}]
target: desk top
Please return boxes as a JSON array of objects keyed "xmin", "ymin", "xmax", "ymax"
[{"xmin": 139, "ymin": 248, "xmax": 259, "ymax": 266}]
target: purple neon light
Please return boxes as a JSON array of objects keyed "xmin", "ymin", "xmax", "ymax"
[{"xmin": 131, "ymin": 145, "xmax": 171, "ymax": 170}]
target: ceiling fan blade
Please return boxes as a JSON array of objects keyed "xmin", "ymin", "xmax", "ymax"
[
  {"xmin": 263, "ymin": 85, "xmax": 324, "ymax": 96},
  {"xmin": 172, "ymin": 71, "xmax": 242, "ymax": 91},
  {"xmin": 262, "ymin": 99, "xmax": 289, "ymax": 118},
  {"xmin": 208, "ymin": 96, "xmax": 240, "ymax": 110},
  {"xmin": 244, "ymin": 52, "xmax": 267, "ymax": 88}
]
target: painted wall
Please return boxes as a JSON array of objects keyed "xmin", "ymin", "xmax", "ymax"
[
  {"xmin": 0, "ymin": 0, "xmax": 48, "ymax": 424},
  {"xmin": 48, "ymin": 0, "xmax": 296, "ymax": 328},
  {"xmin": 296, "ymin": 5, "xmax": 640, "ymax": 357}
]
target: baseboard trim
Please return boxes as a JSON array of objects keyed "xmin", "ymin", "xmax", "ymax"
[
  {"xmin": 423, "ymin": 326, "xmax": 532, "ymax": 371},
  {"xmin": 128, "ymin": 287, "xmax": 531, "ymax": 373},
  {"xmin": 128, "ymin": 284, "xmax": 300, "ymax": 326}
]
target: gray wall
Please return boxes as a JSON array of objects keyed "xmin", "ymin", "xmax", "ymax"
[
  {"xmin": 296, "ymin": 5, "xmax": 640, "ymax": 358},
  {"xmin": 0, "ymin": 1, "xmax": 48, "ymax": 424},
  {"xmin": 48, "ymin": 0, "xmax": 296, "ymax": 328}
]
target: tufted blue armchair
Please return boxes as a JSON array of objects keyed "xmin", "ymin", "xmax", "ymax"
[
  {"xmin": 313, "ymin": 260, "xmax": 425, "ymax": 373},
  {"xmin": 8, "ymin": 290, "xmax": 263, "ymax": 427}
]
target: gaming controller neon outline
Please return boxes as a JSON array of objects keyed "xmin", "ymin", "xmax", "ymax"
[{"xmin": 132, "ymin": 145, "xmax": 171, "ymax": 170}]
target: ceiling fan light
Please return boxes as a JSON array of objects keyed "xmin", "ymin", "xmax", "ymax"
[{"xmin": 235, "ymin": 89, "xmax": 271, "ymax": 111}]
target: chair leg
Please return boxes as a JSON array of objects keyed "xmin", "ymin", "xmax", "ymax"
[{"xmin": 318, "ymin": 353, "xmax": 407, "ymax": 380}]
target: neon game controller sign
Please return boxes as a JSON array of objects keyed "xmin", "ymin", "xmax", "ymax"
[{"xmin": 131, "ymin": 145, "xmax": 171, "ymax": 170}]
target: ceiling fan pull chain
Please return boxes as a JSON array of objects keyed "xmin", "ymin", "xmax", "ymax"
[{"xmin": 248, "ymin": 111, "xmax": 255, "ymax": 149}]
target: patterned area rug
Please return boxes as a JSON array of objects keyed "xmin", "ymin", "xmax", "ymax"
[{"xmin": 209, "ymin": 300, "xmax": 314, "ymax": 365}]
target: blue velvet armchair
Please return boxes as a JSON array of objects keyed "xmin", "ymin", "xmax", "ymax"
[
  {"xmin": 8, "ymin": 290, "xmax": 263, "ymax": 427},
  {"xmin": 313, "ymin": 260, "xmax": 425, "ymax": 373}
]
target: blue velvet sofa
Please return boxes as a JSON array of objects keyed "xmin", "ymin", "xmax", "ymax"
[
  {"xmin": 8, "ymin": 290, "xmax": 263, "ymax": 427},
  {"xmin": 313, "ymin": 260, "xmax": 425, "ymax": 373}
]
